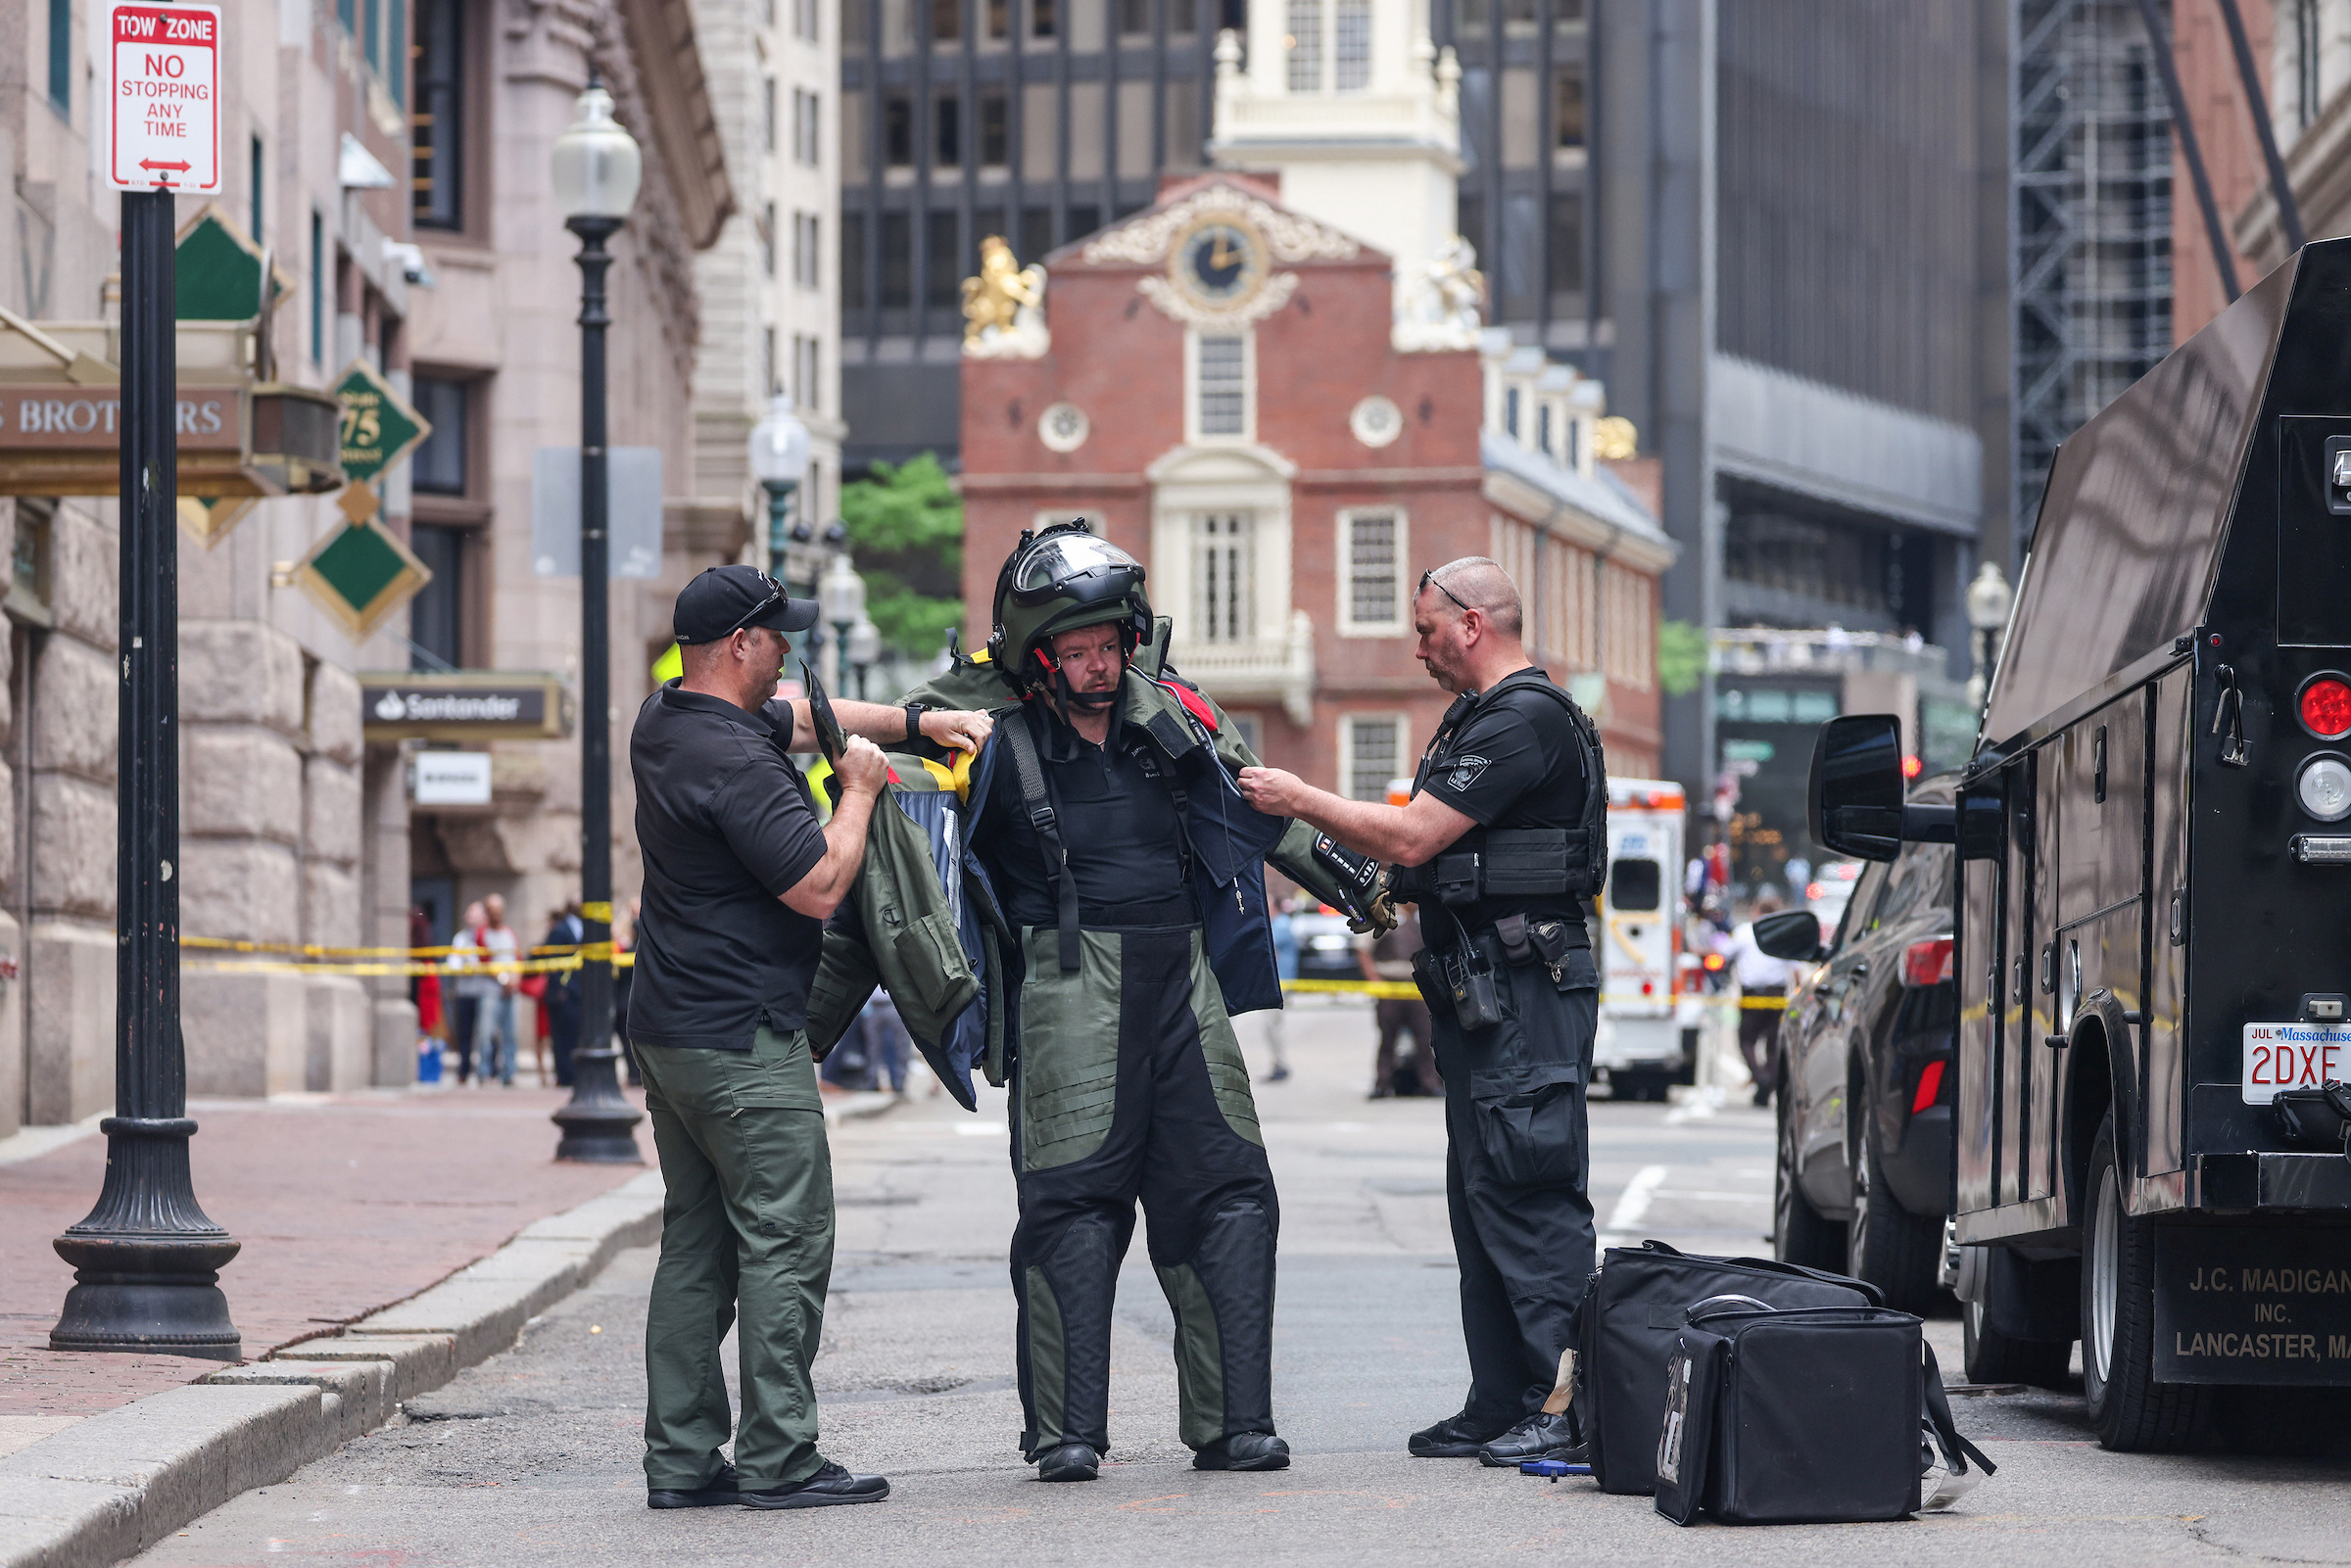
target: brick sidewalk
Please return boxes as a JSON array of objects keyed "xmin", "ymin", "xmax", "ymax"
[{"xmin": 0, "ymin": 1085, "xmax": 648, "ymax": 1452}]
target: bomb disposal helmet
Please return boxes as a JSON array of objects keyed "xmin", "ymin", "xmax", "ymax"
[{"xmin": 987, "ymin": 520, "xmax": 1153, "ymax": 694}]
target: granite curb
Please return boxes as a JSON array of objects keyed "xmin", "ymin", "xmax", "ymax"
[{"xmin": 0, "ymin": 1168, "xmax": 667, "ymax": 1568}]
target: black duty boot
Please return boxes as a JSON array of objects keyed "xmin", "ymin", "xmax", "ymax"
[
  {"xmin": 648, "ymin": 1461, "xmax": 740, "ymax": 1509},
  {"xmin": 1036, "ymin": 1443, "xmax": 1101, "ymax": 1482},
  {"xmin": 1193, "ymin": 1432, "xmax": 1290, "ymax": 1471},
  {"xmin": 739, "ymin": 1462, "xmax": 891, "ymax": 1509},
  {"xmin": 1475, "ymin": 1410, "xmax": 1586, "ymax": 1467},
  {"xmin": 1409, "ymin": 1412, "xmax": 1510, "ymax": 1457}
]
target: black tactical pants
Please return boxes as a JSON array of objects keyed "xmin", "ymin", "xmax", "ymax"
[
  {"xmin": 1426, "ymin": 932, "xmax": 1600, "ymax": 1431},
  {"xmin": 1007, "ymin": 921, "xmax": 1280, "ymax": 1459}
]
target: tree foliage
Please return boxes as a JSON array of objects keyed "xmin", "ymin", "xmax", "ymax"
[
  {"xmin": 840, "ymin": 453, "xmax": 964, "ymax": 659},
  {"xmin": 1656, "ymin": 618, "xmax": 1708, "ymax": 698}
]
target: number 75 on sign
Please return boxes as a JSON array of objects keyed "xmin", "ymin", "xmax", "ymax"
[{"xmin": 107, "ymin": 1, "xmax": 223, "ymax": 194}]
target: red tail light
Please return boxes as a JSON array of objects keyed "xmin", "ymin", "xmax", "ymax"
[
  {"xmin": 1901, "ymin": 936, "xmax": 1954, "ymax": 987},
  {"xmin": 1911, "ymin": 1060, "xmax": 1946, "ymax": 1115},
  {"xmin": 2304, "ymin": 677, "xmax": 2351, "ymax": 739}
]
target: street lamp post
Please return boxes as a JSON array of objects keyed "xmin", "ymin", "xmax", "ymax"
[
  {"xmin": 748, "ymin": 394, "xmax": 810, "ymax": 584},
  {"xmin": 49, "ymin": 188, "xmax": 242, "ymax": 1358},
  {"xmin": 551, "ymin": 77, "xmax": 646, "ymax": 1164},
  {"xmin": 1964, "ymin": 560, "xmax": 2015, "ymax": 713},
  {"xmin": 847, "ymin": 618, "xmax": 882, "ymax": 701},
  {"xmin": 819, "ymin": 551, "xmax": 866, "ymax": 695}
]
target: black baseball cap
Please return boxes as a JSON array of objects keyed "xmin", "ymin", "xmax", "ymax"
[{"xmin": 673, "ymin": 564, "xmax": 821, "ymax": 643}]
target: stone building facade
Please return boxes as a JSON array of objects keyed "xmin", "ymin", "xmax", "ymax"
[
  {"xmin": 403, "ymin": 0, "xmax": 738, "ymax": 949},
  {"xmin": 0, "ymin": 0, "xmax": 432, "ymax": 1135},
  {"xmin": 690, "ymin": 0, "xmax": 845, "ymax": 546}
]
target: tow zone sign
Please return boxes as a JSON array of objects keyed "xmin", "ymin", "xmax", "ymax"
[{"xmin": 107, "ymin": 3, "xmax": 221, "ymax": 194}]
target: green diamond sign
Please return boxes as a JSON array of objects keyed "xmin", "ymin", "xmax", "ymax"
[
  {"xmin": 296, "ymin": 518, "xmax": 432, "ymax": 641},
  {"xmin": 175, "ymin": 204, "xmax": 291, "ymax": 323},
  {"xmin": 334, "ymin": 360, "xmax": 430, "ymax": 487}
]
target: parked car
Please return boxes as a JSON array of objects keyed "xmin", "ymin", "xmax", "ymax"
[
  {"xmin": 1802, "ymin": 859, "xmax": 1868, "ymax": 944},
  {"xmin": 1290, "ymin": 907, "xmax": 1363, "ymax": 982},
  {"xmin": 1756, "ymin": 776, "xmax": 1957, "ymax": 1314}
]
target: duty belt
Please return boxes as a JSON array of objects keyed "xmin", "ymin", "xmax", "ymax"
[{"xmin": 1388, "ymin": 827, "xmax": 1593, "ymax": 906}]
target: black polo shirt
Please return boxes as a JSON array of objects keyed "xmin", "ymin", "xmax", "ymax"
[{"xmin": 628, "ymin": 681, "xmax": 828, "ymax": 1049}]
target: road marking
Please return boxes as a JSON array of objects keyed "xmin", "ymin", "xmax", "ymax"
[
  {"xmin": 1655, "ymin": 1189, "xmax": 1769, "ymax": 1203},
  {"xmin": 1604, "ymin": 1164, "xmax": 1668, "ymax": 1236},
  {"xmin": 955, "ymin": 1121, "xmax": 1008, "ymax": 1137}
]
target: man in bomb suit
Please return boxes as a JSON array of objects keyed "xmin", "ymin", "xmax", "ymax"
[{"xmin": 893, "ymin": 522, "xmax": 1388, "ymax": 1483}]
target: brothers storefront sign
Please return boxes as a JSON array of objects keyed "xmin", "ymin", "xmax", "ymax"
[
  {"xmin": 0, "ymin": 369, "xmax": 341, "ymax": 499},
  {"xmin": 360, "ymin": 672, "xmax": 574, "ymax": 742}
]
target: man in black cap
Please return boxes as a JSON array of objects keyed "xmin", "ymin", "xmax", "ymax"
[{"xmin": 630, "ymin": 564, "xmax": 992, "ymax": 1512}]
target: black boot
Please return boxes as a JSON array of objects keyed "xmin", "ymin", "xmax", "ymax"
[
  {"xmin": 1409, "ymin": 1411, "xmax": 1509, "ymax": 1457},
  {"xmin": 1193, "ymin": 1432, "xmax": 1290, "ymax": 1471},
  {"xmin": 739, "ymin": 1462, "xmax": 891, "ymax": 1509},
  {"xmin": 1036, "ymin": 1442, "xmax": 1101, "ymax": 1482},
  {"xmin": 1475, "ymin": 1409, "xmax": 1585, "ymax": 1467}
]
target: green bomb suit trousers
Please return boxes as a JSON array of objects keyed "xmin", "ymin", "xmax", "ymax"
[{"xmin": 637, "ymin": 1025, "xmax": 836, "ymax": 1491}]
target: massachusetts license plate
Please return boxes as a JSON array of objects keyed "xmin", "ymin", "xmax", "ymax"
[{"xmin": 2242, "ymin": 1022, "xmax": 2351, "ymax": 1104}]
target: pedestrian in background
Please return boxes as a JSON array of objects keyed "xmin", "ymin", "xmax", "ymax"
[
  {"xmin": 410, "ymin": 907, "xmax": 444, "ymax": 1077},
  {"xmin": 475, "ymin": 894, "xmax": 521, "ymax": 1087},
  {"xmin": 866, "ymin": 992, "xmax": 910, "ymax": 1097},
  {"xmin": 449, "ymin": 900, "xmax": 491, "ymax": 1086},
  {"xmin": 1262, "ymin": 894, "xmax": 1296, "ymax": 1083},
  {"xmin": 1359, "ymin": 905, "xmax": 1438, "ymax": 1098},
  {"xmin": 542, "ymin": 901, "xmax": 586, "ymax": 1087},
  {"xmin": 1724, "ymin": 890, "xmax": 1795, "ymax": 1106},
  {"xmin": 614, "ymin": 898, "xmax": 643, "ymax": 1088}
]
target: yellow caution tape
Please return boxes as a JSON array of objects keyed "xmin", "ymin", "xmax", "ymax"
[
  {"xmin": 580, "ymin": 901, "xmax": 613, "ymax": 924},
  {"xmin": 1282, "ymin": 976, "xmax": 1788, "ymax": 1010}
]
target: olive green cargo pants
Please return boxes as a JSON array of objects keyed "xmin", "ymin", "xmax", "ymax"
[{"xmin": 638, "ymin": 1026, "xmax": 836, "ymax": 1492}]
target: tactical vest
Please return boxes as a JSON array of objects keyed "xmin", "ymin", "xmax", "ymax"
[{"xmin": 1387, "ymin": 668, "xmax": 1608, "ymax": 924}]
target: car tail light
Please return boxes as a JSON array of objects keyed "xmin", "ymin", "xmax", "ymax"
[
  {"xmin": 1902, "ymin": 936, "xmax": 1955, "ymax": 987},
  {"xmin": 1911, "ymin": 1060, "xmax": 1946, "ymax": 1115},
  {"xmin": 2303, "ymin": 677, "xmax": 2351, "ymax": 739}
]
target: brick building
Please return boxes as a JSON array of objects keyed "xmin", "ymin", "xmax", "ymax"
[{"xmin": 957, "ymin": 168, "xmax": 1670, "ymax": 796}]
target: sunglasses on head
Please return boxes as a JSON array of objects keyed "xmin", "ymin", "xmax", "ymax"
[
  {"xmin": 720, "ymin": 579, "xmax": 788, "ymax": 641},
  {"xmin": 1418, "ymin": 567, "xmax": 1472, "ymax": 616}
]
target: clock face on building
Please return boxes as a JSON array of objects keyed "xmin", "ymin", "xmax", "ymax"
[{"xmin": 1172, "ymin": 218, "xmax": 1267, "ymax": 309}]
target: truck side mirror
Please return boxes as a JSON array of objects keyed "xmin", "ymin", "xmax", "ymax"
[
  {"xmin": 1751, "ymin": 909, "xmax": 1825, "ymax": 962},
  {"xmin": 1809, "ymin": 714, "xmax": 1906, "ymax": 862}
]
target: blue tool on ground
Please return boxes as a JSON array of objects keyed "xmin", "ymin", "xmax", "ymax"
[{"xmin": 1520, "ymin": 1459, "xmax": 1592, "ymax": 1480}]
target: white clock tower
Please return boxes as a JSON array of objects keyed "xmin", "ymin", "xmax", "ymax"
[{"xmin": 1208, "ymin": 0, "xmax": 1467, "ymax": 308}]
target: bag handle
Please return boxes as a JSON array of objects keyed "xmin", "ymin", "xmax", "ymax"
[
  {"xmin": 1623, "ymin": 1239, "xmax": 1890, "ymax": 1308},
  {"xmin": 1921, "ymin": 1344, "xmax": 1996, "ymax": 1477}
]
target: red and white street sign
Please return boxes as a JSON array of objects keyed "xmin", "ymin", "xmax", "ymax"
[{"xmin": 106, "ymin": 2, "xmax": 221, "ymax": 194}]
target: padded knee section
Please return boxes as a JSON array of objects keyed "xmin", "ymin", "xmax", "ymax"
[
  {"xmin": 1019, "ymin": 1212, "xmax": 1122, "ymax": 1456},
  {"xmin": 1182, "ymin": 1198, "xmax": 1277, "ymax": 1438}
]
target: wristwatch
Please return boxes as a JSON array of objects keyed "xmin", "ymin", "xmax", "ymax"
[{"xmin": 905, "ymin": 703, "xmax": 925, "ymax": 744}]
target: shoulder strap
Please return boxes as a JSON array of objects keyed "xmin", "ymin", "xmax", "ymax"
[
  {"xmin": 1921, "ymin": 1344, "xmax": 1997, "ymax": 1476},
  {"xmin": 999, "ymin": 707, "xmax": 1082, "ymax": 972}
]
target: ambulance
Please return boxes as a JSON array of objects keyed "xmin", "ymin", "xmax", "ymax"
[{"xmin": 1594, "ymin": 778, "xmax": 1691, "ymax": 1100}]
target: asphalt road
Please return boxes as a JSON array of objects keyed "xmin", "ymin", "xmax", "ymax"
[{"xmin": 135, "ymin": 1001, "xmax": 2351, "ymax": 1566}]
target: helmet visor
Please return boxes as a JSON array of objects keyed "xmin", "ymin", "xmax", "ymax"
[{"xmin": 1011, "ymin": 533, "xmax": 1144, "ymax": 601}]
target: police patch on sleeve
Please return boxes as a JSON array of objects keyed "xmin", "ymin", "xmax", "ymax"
[{"xmin": 1445, "ymin": 754, "xmax": 1491, "ymax": 791}]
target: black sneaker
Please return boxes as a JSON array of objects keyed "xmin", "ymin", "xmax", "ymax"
[
  {"xmin": 739, "ymin": 1461, "xmax": 891, "ymax": 1509},
  {"xmin": 1193, "ymin": 1432, "xmax": 1290, "ymax": 1471},
  {"xmin": 1475, "ymin": 1410, "xmax": 1585, "ymax": 1467},
  {"xmin": 1409, "ymin": 1412, "xmax": 1509, "ymax": 1458},
  {"xmin": 1035, "ymin": 1443, "xmax": 1100, "ymax": 1482},
  {"xmin": 648, "ymin": 1461, "xmax": 739, "ymax": 1509}
]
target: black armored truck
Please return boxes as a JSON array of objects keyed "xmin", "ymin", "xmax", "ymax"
[{"xmin": 1809, "ymin": 239, "xmax": 2351, "ymax": 1450}]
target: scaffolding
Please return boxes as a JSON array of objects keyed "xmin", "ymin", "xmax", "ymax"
[{"xmin": 2012, "ymin": 0, "xmax": 2175, "ymax": 559}]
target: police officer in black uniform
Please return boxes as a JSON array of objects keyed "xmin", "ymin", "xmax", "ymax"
[{"xmin": 1238, "ymin": 555, "xmax": 1604, "ymax": 1468}]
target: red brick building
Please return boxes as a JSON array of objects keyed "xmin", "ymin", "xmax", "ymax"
[{"xmin": 959, "ymin": 171, "xmax": 1670, "ymax": 796}]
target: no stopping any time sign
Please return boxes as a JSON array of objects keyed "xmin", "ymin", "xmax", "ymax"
[{"xmin": 108, "ymin": 2, "xmax": 221, "ymax": 193}]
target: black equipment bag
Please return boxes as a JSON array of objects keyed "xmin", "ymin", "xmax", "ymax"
[
  {"xmin": 1654, "ymin": 1304, "xmax": 1994, "ymax": 1526},
  {"xmin": 1574, "ymin": 1240, "xmax": 1883, "ymax": 1496}
]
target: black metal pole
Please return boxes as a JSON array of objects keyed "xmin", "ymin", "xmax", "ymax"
[
  {"xmin": 2134, "ymin": 0, "xmax": 2242, "ymax": 305},
  {"xmin": 50, "ymin": 189, "xmax": 241, "ymax": 1357},
  {"xmin": 552, "ymin": 214, "xmax": 644, "ymax": 1164},
  {"xmin": 2214, "ymin": 0, "xmax": 2307, "ymax": 254}
]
